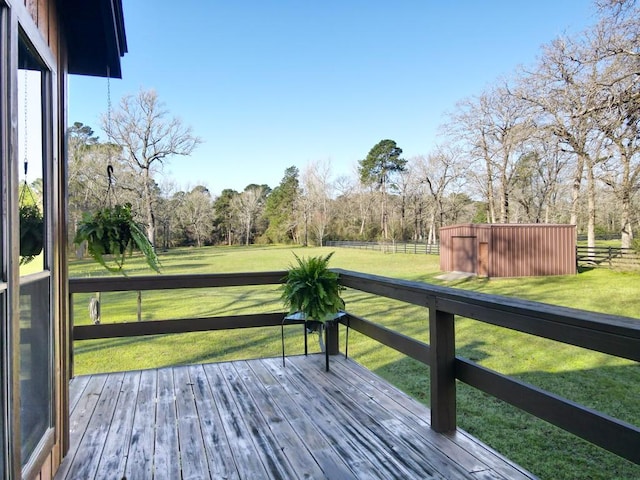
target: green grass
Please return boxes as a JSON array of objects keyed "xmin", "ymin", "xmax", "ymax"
[{"xmin": 69, "ymin": 245, "xmax": 640, "ymax": 480}]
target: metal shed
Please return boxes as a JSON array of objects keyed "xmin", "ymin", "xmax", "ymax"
[{"xmin": 439, "ymin": 224, "xmax": 577, "ymax": 278}]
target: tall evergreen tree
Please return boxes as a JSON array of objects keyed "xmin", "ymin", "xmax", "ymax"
[
  {"xmin": 358, "ymin": 139, "xmax": 406, "ymax": 239},
  {"xmin": 263, "ymin": 166, "xmax": 300, "ymax": 243},
  {"xmin": 213, "ymin": 189, "xmax": 238, "ymax": 245}
]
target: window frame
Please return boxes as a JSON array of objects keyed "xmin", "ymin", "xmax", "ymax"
[{"xmin": 15, "ymin": 24, "xmax": 56, "ymax": 480}]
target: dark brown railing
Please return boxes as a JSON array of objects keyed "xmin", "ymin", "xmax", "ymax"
[{"xmin": 68, "ymin": 270, "xmax": 640, "ymax": 465}]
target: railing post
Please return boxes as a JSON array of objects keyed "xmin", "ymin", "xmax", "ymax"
[
  {"xmin": 429, "ymin": 303, "xmax": 456, "ymax": 433},
  {"xmin": 326, "ymin": 320, "xmax": 339, "ymax": 355}
]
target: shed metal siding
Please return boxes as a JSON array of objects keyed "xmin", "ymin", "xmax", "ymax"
[{"xmin": 440, "ymin": 224, "xmax": 576, "ymax": 278}]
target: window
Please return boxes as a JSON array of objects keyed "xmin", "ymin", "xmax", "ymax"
[
  {"xmin": 17, "ymin": 32, "xmax": 53, "ymax": 468},
  {"xmin": 0, "ymin": 3, "xmax": 8, "ymax": 477}
]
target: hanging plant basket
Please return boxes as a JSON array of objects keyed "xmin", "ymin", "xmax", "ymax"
[
  {"xmin": 19, "ymin": 181, "xmax": 44, "ymax": 265},
  {"xmin": 19, "ymin": 203, "xmax": 44, "ymax": 264},
  {"xmin": 74, "ymin": 203, "xmax": 160, "ymax": 273}
]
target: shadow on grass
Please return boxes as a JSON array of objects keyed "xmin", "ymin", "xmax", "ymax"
[
  {"xmin": 370, "ymin": 355, "xmax": 640, "ymax": 480},
  {"xmin": 161, "ymin": 262, "xmax": 213, "ymax": 270},
  {"xmin": 74, "ymin": 324, "xmax": 301, "ymax": 373},
  {"xmin": 578, "ymin": 266, "xmax": 595, "ymax": 273},
  {"xmin": 74, "ymin": 335, "xmax": 160, "ymax": 354}
]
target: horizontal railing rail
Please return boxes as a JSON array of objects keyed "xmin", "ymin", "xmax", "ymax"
[
  {"xmin": 73, "ymin": 312, "xmax": 288, "ymax": 340},
  {"xmin": 69, "ymin": 271, "xmax": 287, "ymax": 293},
  {"xmin": 68, "ymin": 269, "xmax": 640, "ymax": 465}
]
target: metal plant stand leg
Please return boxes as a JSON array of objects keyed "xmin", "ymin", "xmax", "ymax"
[
  {"xmin": 281, "ymin": 321, "xmax": 285, "ymax": 367},
  {"xmin": 325, "ymin": 324, "xmax": 329, "ymax": 372},
  {"xmin": 345, "ymin": 316, "xmax": 349, "ymax": 359}
]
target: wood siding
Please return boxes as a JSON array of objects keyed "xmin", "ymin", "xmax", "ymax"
[
  {"xmin": 440, "ymin": 224, "xmax": 576, "ymax": 278},
  {"xmin": 24, "ymin": 0, "xmax": 57, "ymax": 59}
]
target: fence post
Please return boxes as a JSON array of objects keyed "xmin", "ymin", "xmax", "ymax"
[{"xmin": 429, "ymin": 302, "xmax": 456, "ymax": 433}]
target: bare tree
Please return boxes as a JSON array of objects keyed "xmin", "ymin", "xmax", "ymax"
[
  {"xmin": 413, "ymin": 146, "xmax": 468, "ymax": 241},
  {"xmin": 231, "ymin": 185, "xmax": 266, "ymax": 245},
  {"xmin": 518, "ymin": 35, "xmax": 608, "ymax": 247},
  {"xmin": 302, "ymin": 159, "xmax": 334, "ymax": 246},
  {"xmin": 103, "ymin": 88, "xmax": 202, "ymax": 248},
  {"xmin": 589, "ymin": 3, "xmax": 640, "ymax": 247},
  {"xmin": 174, "ymin": 186, "xmax": 215, "ymax": 247},
  {"xmin": 330, "ymin": 175, "xmax": 362, "ymax": 240},
  {"xmin": 445, "ymin": 93, "xmax": 499, "ymax": 223},
  {"xmin": 510, "ymin": 135, "xmax": 570, "ymax": 223}
]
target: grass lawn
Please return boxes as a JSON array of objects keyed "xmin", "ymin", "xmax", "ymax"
[{"xmin": 69, "ymin": 245, "xmax": 640, "ymax": 480}]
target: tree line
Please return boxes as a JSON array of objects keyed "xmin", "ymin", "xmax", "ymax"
[{"xmin": 68, "ymin": 0, "xmax": 639, "ymax": 251}]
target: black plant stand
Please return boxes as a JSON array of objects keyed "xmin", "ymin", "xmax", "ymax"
[{"xmin": 281, "ymin": 311, "xmax": 348, "ymax": 372}]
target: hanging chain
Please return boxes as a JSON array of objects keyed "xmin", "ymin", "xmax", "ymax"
[
  {"xmin": 20, "ymin": 64, "xmax": 36, "ymax": 207},
  {"xmin": 105, "ymin": 65, "xmax": 116, "ymax": 206},
  {"xmin": 106, "ymin": 65, "xmax": 112, "ymax": 137},
  {"xmin": 23, "ymin": 65, "xmax": 28, "ymax": 180}
]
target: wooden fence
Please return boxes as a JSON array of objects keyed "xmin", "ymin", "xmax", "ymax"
[
  {"xmin": 576, "ymin": 246, "xmax": 640, "ymax": 268},
  {"xmin": 325, "ymin": 240, "xmax": 440, "ymax": 255}
]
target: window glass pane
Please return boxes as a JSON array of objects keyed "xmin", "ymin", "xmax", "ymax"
[
  {"xmin": 19, "ymin": 276, "xmax": 50, "ymax": 464},
  {"xmin": 17, "ymin": 33, "xmax": 52, "ymax": 468},
  {"xmin": 0, "ymin": 292, "xmax": 4, "ymax": 478},
  {"xmin": 0, "ymin": 3, "xmax": 7, "ymax": 477},
  {"xmin": 18, "ymin": 42, "xmax": 44, "ymax": 275}
]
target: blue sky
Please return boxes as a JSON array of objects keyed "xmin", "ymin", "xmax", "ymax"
[{"xmin": 68, "ymin": 1, "xmax": 596, "ymax": 196}]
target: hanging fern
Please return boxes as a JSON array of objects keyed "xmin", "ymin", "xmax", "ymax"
[
  {"xmin": 74, "ymin": 203, "xmax": 160, "ymax": 273},
  {"xmin": 19, "ymin": 203, "xmax": 44, "ymax": 265},
  {"xmin": 281, "ymin": 252, "xmax": 344, "ymax": 322}
]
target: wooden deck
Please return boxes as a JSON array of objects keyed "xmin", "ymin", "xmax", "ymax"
[{"xmin": 55, "ymin": 355, "xmax": 537, "ymax": 480}]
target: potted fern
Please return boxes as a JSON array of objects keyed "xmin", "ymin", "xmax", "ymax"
[
  {"xmin": 281, "ymin": 251, "xmax": 345, "ymax": 326},
  {"xmin": 73, "ymin": 202, "xmax": 160, "ymax": 273}
]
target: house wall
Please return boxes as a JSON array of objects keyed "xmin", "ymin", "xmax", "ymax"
[
  {"xmin": 24, "ymin": 0, "xmax": 58, "ymax": 60},
  {"xmin": 6, "ymin": 2, "xmax": 65, "ymax": 479},
  {"xmin": 2, "ymin": 2, "xmax": 123, "ymax": 478},
  {"xmin": 24, "ymin": 0, "xmax": 67, "ymax": 475},
  {"xmin": 440, "ymin": 224, "xmax": 577, "ymax": 278}
]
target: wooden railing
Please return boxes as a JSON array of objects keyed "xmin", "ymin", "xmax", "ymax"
[{"xmin": 68, "ymin": 270, "xmax": 640, "ymax": 465}]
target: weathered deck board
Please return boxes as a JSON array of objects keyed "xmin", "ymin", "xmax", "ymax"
[
  {"xmin": 94, "ymin": 370, "xmax": 140, "ymax": 479},
  {"xmin": 65, "ymin": 372, "xmax": 123, "ymax": 479},
  {"xmin": 55, "ymin": 356, "xmax": 538, "ymax": 480},
  {"xmin": 124, "ymin": 368, "xmax": 156, "ymax": 479},
  {"xmin": 187, "ymin": 364, "xmax": 239, "ymax": 479}
]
